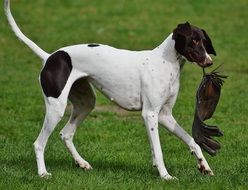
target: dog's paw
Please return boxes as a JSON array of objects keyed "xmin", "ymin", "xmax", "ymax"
[
  {"xmin": 39, "ymin": 172, "xmax": 52, "ymax": 179},
  {"xmin": 197, "ymin": 159, "xmax": 214, "ymax": 176},
  {"xmin": 162, "ymin": 174, "xmax": 178, "ymax": 180},
  {"xmin": 75, "ymin": 160, "xmax": 93, "ymax": 170}
]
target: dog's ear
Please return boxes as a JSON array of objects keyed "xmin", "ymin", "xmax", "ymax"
[
  {"xmin": 172, "ymin": 22, "xmax": 192, "ymax": 54},
  {"xmin": 174, "ymin": 22, "xmax": 192, "ymax": 36},
  {"xmin": 201, "ymin": 29, "xmax": 216, "ymax": 56}
]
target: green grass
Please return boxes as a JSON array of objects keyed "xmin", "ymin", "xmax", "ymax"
[{"xmin": 1, "ymin": 0, "xmax": 248, "ymax": 189}]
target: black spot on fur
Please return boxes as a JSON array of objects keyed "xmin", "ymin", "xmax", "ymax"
[
  {"xmin": 88, "ymin": 44, "xmax": 100, "ymax": 47},
  {"xmin": 40, "ymin": 51, "xmax": 72, "ymax": 98}
]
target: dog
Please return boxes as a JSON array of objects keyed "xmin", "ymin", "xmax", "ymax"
[{"xmin": 4, "ymin": 0, "xmax": 217, "ymax": 180}]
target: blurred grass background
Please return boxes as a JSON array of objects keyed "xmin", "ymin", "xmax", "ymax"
[{"xmin": 0, "ymin": 0, "xmax": 248, "ymax": 189}]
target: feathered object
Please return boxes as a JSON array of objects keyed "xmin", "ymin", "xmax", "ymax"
[{"xmin": 192, "ymin": 66, "xmax": 227, "ymax": 156}]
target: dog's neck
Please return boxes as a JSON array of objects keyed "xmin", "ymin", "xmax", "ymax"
[{"xmin": 154, "ymin": 33, "xmax": 185, "ymax": 69}]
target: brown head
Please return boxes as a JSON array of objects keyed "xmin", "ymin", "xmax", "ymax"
[{"xmin": 172, "ymin": 22, "xmax": 216, "ymax": 68}]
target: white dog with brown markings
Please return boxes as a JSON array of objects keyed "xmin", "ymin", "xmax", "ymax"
[{"xmin": 4, "ymin": 0, "xmax": 216, "ymax": 180}]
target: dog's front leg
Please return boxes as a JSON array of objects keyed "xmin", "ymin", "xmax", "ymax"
[
  {"xmin": 142, "ymin": 109, "xmax": 177, "ymax": 180},
  {"xmin": 159, "ymin": 106, "xmax": 214, "ymax": 176}
]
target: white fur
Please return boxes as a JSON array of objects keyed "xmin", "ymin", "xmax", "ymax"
[{"xmin": 4, "ymin": 0, "xmax": 213, "ymax": 179}]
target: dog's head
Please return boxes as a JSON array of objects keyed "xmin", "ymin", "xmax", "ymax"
[{"xmin": 172, "ymin": 22, "xmax": 216, "ymax": 68}]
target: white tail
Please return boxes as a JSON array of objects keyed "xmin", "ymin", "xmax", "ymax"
[{"xmin": 4, "ymin": 0, "xmax": 50, "ymax": 61}]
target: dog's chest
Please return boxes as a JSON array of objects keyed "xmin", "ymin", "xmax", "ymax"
[{"xmin": 140, "ymin": 58, "xmax": 181, "ymax": 101}]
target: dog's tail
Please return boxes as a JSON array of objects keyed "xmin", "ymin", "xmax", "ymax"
[{"xmin": 4, "ymin": 0, "xmax": 50, "ymax": 62}]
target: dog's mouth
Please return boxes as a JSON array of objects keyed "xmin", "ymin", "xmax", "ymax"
[
  {"xmin": 188, "ymin": 53, "xmax": 213, "ymax": 68},
  {"xmin": 198, "ymin": 59, "xmax": 213, "ymax": 68},
  {"xmin": 196, "ymin": 61, "xmax": 213, "ymax": 68}
]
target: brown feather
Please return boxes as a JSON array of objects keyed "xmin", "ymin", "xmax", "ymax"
[{"xmin": 192, "ymin": 67, "xmax": 227, "ymax": 156}]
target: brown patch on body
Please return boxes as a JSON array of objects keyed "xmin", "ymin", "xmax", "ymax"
[{"xmin": 40, "ymin": 51, "xmax": 72, "ymax": 98}]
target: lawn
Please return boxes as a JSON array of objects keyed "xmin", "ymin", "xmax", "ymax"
[{"xmin": 0, "ymin": 0, "xmax": 248, "ymax": 189}]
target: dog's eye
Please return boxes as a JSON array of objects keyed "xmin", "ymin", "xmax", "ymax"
[{"xmin": 193, "ymin": 40, "xmax": 199, "ymax": 45}]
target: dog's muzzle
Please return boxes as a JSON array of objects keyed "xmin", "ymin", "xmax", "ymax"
[{"xmin": 198, "ymin": 55, "xmax": 213, "ymax": 68}]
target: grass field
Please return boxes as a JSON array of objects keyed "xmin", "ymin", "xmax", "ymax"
[{"xmin": 1, "ymin": 0, "xmax": 248, "ymax": 189}]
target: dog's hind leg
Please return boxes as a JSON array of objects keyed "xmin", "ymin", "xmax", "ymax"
[
  {"xmin": 60, "ymin": 77, "xmax": 95, "ymax": 170},
  {"xmin": 34, "ymin": 96, "xmax": 67, "ymax": 178},
  {"xmin": 34, "ymin": 70, "xmax": 86, "ymax": 177},
  {"xmin": 34, "ymin": 50, "xmax": 87, "ymax": 177}
]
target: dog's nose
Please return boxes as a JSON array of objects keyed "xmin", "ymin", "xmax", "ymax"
[
  {"xmin": 204, "ymin": 53, "xmax": 213, "ymax": 67},
  {"xmin": 205, "ymin": 60, "xmax": 213, "ymax": 67}
]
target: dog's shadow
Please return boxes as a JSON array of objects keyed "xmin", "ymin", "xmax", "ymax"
[
  {"xmin": 92, "ymin": 159, "xmax": 151, "ymax": 172},
  {"xmin": 1, "ymin": 156, "xmax": 156, "ymax": 179},
  {"xmin": 81, "ymin": 159, "xmax": 158, "ymax": 179}
]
